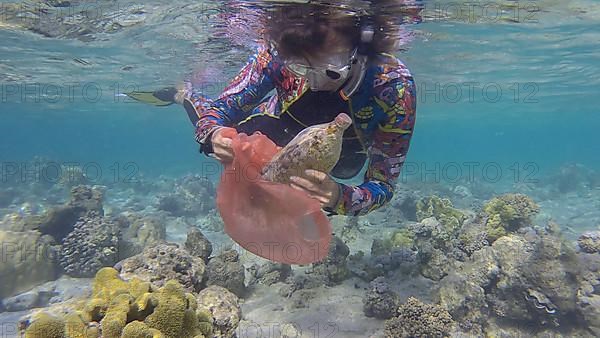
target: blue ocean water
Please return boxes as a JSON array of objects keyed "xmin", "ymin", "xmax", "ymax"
[{"xmin": 1, "ymin": 0, "xmax": 598, "ymax": 183}]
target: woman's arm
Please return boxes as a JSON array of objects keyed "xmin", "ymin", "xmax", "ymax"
[
  {"xmin": 333, "ymin": 72, "xmax": 417, "ymax": 216},
  {"xmin": 189, "ymin": 45, "xmax": 277, "ymax": 152}
]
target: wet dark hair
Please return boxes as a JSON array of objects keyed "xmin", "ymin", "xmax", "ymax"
[
  {"xmin": 265, "ymin": 2, "xmax": 420, "ymax": 60},
  {"xmin": 265, "ymin": 4, "xmax": 359, "ymax": 60}
]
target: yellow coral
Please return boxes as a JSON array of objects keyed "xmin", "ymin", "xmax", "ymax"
[
  {"xmin": 24, "ymin": 313, "xmax": 65, "ymax": 338},
  {"xmin": 391, "ymin": 229, "xmax": 415, "ymax": 248},
  {"xmin": 25, "ymin": 268, "xmax": 214, "ymax": 338},
  {"xmin": 92, "ymin": 267, "xmax": 129, "ymax": 301},
  {"xmin": 485, "ymin": 214, "xmax": 507, "ymax": 242},
  {"xmin": 121, "ymin": 321, "xmax": 164, "ymax": 338},
  {"xmin": 416, "ymin": 196, "xmax": 466, "ymax": 232},
  {"xmin": 101, "ymin": 294, "xmax": 132, "ymax": 338},
  {"xmin": 483, "ymin": 194, "xmax": 539, "ymax": 242},
  {"xmin": 64, "ymin": 312, "xmax": 96, "ymax": 338},
  {"xmin": 144, "ymin": 281, "xmax": 213, "ymax": 338},
  {"xmin": 197, "ymin": 309, "xmax": 214, "ymax": 338},
  {"xmin": 145, "ymin": 281, "xmax": 188, "ymax": 338},
  {"xmin": 128, "ymin": 278, "xmax": 152, "ymax": 300},
  {"xmin": 84, "ymin": 297, "xmax": 108, "ymax": 322}
]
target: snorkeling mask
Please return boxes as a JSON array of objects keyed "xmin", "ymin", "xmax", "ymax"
[
  {"xmin": 285, "ymin": 48, "xmax": 358, "ymax": 92},
  {"xmin": 284, "ymin": 19, "xmax": 374, "ymax": 96}
]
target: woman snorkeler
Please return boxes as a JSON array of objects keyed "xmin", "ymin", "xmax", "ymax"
[{"xmin": 131, "ymin": 2, "xmax": 420, "ymax": 217}]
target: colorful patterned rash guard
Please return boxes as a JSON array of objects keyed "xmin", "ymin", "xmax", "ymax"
[{"xmin": 188, "ymin": 44, "xmax": 417, "ymax": 216}]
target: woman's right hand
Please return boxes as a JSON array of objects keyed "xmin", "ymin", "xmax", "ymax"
[{"xmin": 210, "ymin": 128, "xmax": 235, "ymax": 163}]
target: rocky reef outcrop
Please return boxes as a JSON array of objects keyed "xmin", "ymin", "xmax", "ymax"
[
  {"xmin": 116, "ymin": 242, "xmax": 206, "ymax": 293},
  {"xmin": 59, "ymin": 212, "xmax": 120, "ymax": 278},
  {"xmin": 205, "ymin": 250, "xmax": 246, "ymax": 297},
  {"xmin": 185, "ymin": 227, "xmax": 213, "ymax": 262},
  {"xmin": 363, "ymin": 277, "xmax": 401, "ymax": 319},
  {"xmin": 248, "ymin": 262, "xmax": 292, "ymax": 286},
  {"xmin": 384, "ymin": 296, "xmax": 455, "ymax": 338},
  {"xmin": 310, "ymin": 236, "xmax": 350, "ymax": 285},
  {"xmin": 575, "ymin": 252, "xmax": 600, "ymax": 336},
  {"xmin": 578, "ymin": 231, "xmax": 600, "ymax": 254},
  {"xmin": 435, "ymin": 228, "xmax": 587, "ymax": 335},
  {"xmin": 115, "ymin": 212, "xmax": 167, "ymax": 258},
  {"xmin": 18, "ymin": 185, "xmax": 104, "ymax": 241},
  {"xmin": 157, "ymin": 175, "xmax": 216, "ymax": 217},
  {"xmin": 196, "ymin": 285, "xmax": 242, "ymax": 338},
  {"xmin": 0, "ymin": 230, "xmax": 59, "ymax": 298}
]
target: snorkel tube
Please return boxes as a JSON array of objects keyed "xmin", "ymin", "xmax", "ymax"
[{"xmin": 339, "ymin": 16, "xmax": 374, "ymax": 100}]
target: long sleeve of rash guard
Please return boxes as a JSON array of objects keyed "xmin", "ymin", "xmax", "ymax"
[
  {"xmin": 333, "ymin": 74, "xmax": 417, "ymax": 216},
  {"xmin": 193, "ymin": 46, "xmax": 276, "ymax": 146}
]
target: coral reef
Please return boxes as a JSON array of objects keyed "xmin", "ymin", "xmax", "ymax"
[
  {"xmin": 311, "ymin": 236, "xmax": 350, "ymax": 285},
  {"xmin": 548, "ymin": 163, "xmax": 599, "ymax": 193},
  {"xmin": 577, "ymin": 231, "xmax": 600, "ymax": 253},
  {"xmin": 196, "ymin": 285, "xmax": 242, "ymax": 338},
  {"xmin": 59, "ymin": 212, "xmax": 121, "ymax": 278},
  {"xmin": 23, "ymin": 267, "xmax": 215, "ymax": 338},
  {"xmin": 157, "ymin": 175, "xmax": 215, "ymax": 217},
  {"xmin": 116, "ymin": 212, "xmax": 166, "ymax": 258},
  {"xmin": 416, "ymin": 195, "xmax": 466, "ymax": 234},
  {"xmin": 576, "ymin": 253, "xmax": 600, "ymax": 336},
  {"xmin": 384, "ymin": 296, "xmax": 454, "ymax": 338},
  {"xmin": 436, "ymin": 227, "xmax": 585, "ymax": 335},
  {"xmin": 22, "ymin": 185, "xmax": 104, "ymax": 241},
  {"xmin": 348, "ymin": 242, "xmax": 417, "ymax": 281},
  {"xmin": 197, "ymin": 209, "xmax": 225, "ymax": 232},
  {"xmin": 384, "ymin": 186, "xmax": 421, "ymax": 222},
  {"xmin": 57, "ymin": 164, "xmax": 88, "ymax": 187},
  {"xmin": 0, "ymin": 230, "xmax": 59, "ymax": 298},
  {"xmin": 337, "ymin": 216, "xmax": 366, "ymax": 243},
  {"xmin": 482, "ymin": 193, "xmax": 539, "ymax": 242},
  {"xmin": 248, "ymin": 262, "xmax": 292, "ymax": 286},
  {"xmin": 371, "ymin": 229, "xmax": 414, "ymax": 256},
  {"xmin": 24, "ymin": 312, "xmax": 66, "ymax": 338},
  {"xmin": 185, "ymin": 227, "xmax": 213, "ymax": 261},
  {"xmin": 205, "ymin": 250, "xmax": 246, "ymax": 297},
  {"xmin": 116, "ymin": 242, "xmax": 206, "ymax": 293},
  {"xmin": 410, "ymin": 218, "xmax": 461, "ymax": 281},
  {"xmin": 363, "ymin": 277, "xmax": 400, "ymax": 319}
]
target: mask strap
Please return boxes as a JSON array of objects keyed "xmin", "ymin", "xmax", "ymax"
[{"xmin": 339, "ymin": 17, "xmax": 374, "ymax": 100}]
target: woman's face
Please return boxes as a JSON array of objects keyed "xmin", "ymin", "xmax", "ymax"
[{"xmin": 288, "ymin": 35, "xmax": 356, "ymax": 91}]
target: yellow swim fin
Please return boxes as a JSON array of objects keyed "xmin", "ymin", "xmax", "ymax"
[{"xmin": 123, "ymin": 87, "xmax": 178, "ymax": 106}]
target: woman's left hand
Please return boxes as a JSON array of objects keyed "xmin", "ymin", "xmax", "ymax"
[{"xmin": 289, "ymin": 169, "xmax": 340, "ymax": 209}]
